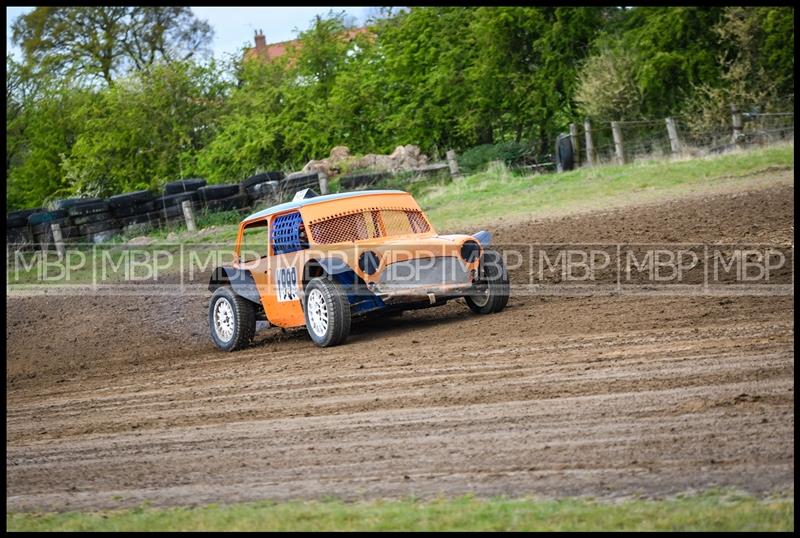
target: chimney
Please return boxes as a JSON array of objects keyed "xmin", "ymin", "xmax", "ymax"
[{"xmin": 254, "ymin": 29, "xmax": 265, "ymax": 50}]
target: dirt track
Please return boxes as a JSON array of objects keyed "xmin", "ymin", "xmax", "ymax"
[{"xmin": 6, "ymin": 178, "xmax": 794, "ymax": 512}]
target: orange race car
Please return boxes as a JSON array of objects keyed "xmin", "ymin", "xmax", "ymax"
[{"xmin": 208, "ymin": 189, "xmax": 509, "ymax": 350}]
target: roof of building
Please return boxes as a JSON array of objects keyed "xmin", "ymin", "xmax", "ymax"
[
  {"xmin": 244, "ymin": 27, "xmax": 371, "ymax": 63},
  {"xmin": 242, "ymin": 190, "xmax": 408, "ymax": 222}
]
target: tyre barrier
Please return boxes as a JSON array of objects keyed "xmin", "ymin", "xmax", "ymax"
[
  {"xmin": 72, "ymin": 211, "xmax": 113, "ymax": 226},
  {"xmin": 111, "ymin": 200, "xmax": 156, "ymax": 218},
  {"xmin": 6, "ymin": 171, "xmax": 357, "ymax": 247},
  {"xmin": 52, "ymin": 197, "xmax": 103, "ymax": 210},
  {"xmin": 27, "ymin": 210, "xmax": 69, "ymax": 226},
  {"xmin": 29, "ymin": 219, "xmax": 70, "ymax": 236},
  {"xmin": 67, "ymin": 200, "xmax": 111, "ymax": 217},
  {"xmin": 204, "ymin": 193, "xmax": 249, "ymax": 212},
  {"xmin": 107, "ymin": 190, "xmax": 154, "ymax": 209},
  {"xmin": 164, "ymin": 178, "xmax": 206, "ymax": 195},
  {"xmin": 241, "ymin": 171, "xmax": 284, "ymax": 189},
  {"xmin": 154, "ymin": 192, "xmax": 198, "ymax": 209},
  {"xmin": 281, "ymin": 172, "xmax": 320, "ymax": 199},
  {"xmin": 7, "ymin": 208, "xmax": 41, "ymax": 228},
  {"xmin": 119, "ymin": 212, "xmax": 161, "ymax": 228},
  {"xmin": 245, "ymin": 180, "xmax": 280, "ymax": 200},
  {"xmin": 157, "ymin": 203, "xmax": 187, "ymax": 219},
  {"xmin": 196, "ymin": 184, "xmax": 241, "ymax": 204},
  {"xmin": 79, "ymin": 219, "xmax": 120, "ymax": 236},
  {"xmin": 6, "ymin": 226, "xmax": 33, "ymax": 245},
  {"xmin": 59, "ymin": 225, "xmax": 82, "ymax": 240}
]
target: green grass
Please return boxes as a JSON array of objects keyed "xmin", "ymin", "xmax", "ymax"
[
  {"xmin": 6, "ymin": 491, "xmax": 793, "ymax": 531},
  {"xmin": 6, "ymin": 144, "xmax": 793, "ymax": 287},
  {"xmin": 417, "ymin": 144, "xmax": 793, "ymax": 231}
]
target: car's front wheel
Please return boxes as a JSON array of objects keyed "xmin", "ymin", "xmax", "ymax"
[
  {"xmin": 304, "ymin": 277, "xmax": 351, "ymax": 347},
  {"xmin": 209, "ymin": 286, "xmax": 256, "ymax": 351},
  {"xmin": 465, "ymin": 249, "xmax": 509, "ymax": 314}
]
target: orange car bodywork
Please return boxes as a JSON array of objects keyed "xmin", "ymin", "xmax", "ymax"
[{"xmin": 231, "ymin": 190, "xmax": 482, "ymax": 329}]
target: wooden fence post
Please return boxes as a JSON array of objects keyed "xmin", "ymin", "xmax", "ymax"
[
  {"xmin": 182, "ymin": 200, "xmax": 197, "ymax": 232},
  {"xmin": 731, "ymin": 104, "xmax": 743, "ymax": 145},
  {"xmin": 611, "ymin": 121, "xmax": 625, "ymax": 164},
  {"xmin": 665, "ymin": 117, "xmax": 682, "ymax": 154},
  {"xmin": 50, "ymin": 222, "xmax": 65, "ymax": 260},
  {"xmin": 569, "ymin": 123, "xmax": 581, "ymax": 167},
  {"xmin": 446, "ymin": 149, "xmax": 461, "ymax": 179},
  {"xmin": 584, "ymin": 118, "xmax": 594, "ymax": 167},
  {"xmin": 317, "ymin": 171, "xmax": 329, "ymax": 195}
]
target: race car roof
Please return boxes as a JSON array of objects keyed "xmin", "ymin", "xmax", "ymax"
[{"xmin": 242, "ymin": 190, "xmax": 408, "ymax": 223}]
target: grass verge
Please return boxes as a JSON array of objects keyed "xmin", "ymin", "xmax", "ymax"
[
  {"xmin": 6, "ymin": 491, "xmax": 793, "ymax": 532},
  {"xmin": 417, "ymin": 143, "xmax": 793, "ymax": 231}
]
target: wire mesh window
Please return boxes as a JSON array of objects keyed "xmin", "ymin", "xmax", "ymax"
[{"xmin": 309, "ymin": 208, "xmax": 431, "ymax": 244}]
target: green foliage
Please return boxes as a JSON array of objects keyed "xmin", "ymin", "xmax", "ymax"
[
  {"xmin": 60, "ymin": 60, "xmax": 230, "ymax": 196},
  {"xmin": 5, "ymin": 491, "xmax": 793, "ymax": 532},
  {"xmin": 575, "ymin": 46, "xmax": 642, "ymax": 120},
  {"xmin": 576, "ymin": 8, "xmax": 725, "ymax": 121},
  {"xmin": 195, "ymin": 209, "xmax": 244, "ymax": 229},
  {"xmin": 457, "ymin": 142, "xmax": 537, "ymax": 174},
  {"xmin": 683, "ymin": 7, "xmax": 795, "ymax": 134},
  {"xmin": 7, "ymin": 75, "xmax": 95, "ymax": 209},
  {"xmin": 11, "ymin": 7, "xmax": 213, "ymax": 85},
  {"xmin": 6, "ymin": 7, "xmax": 794, "ymax": 211}
]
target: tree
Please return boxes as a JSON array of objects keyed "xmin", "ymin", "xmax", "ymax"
[
  {"xmin": 60, "ymin": 60, "xmax": 229, "ymax": 196},
  {"xmin": 196, "ymin": 57, "xmax": 296, "ymax": 182},
  {"xmin": 7, "ymin": 74, "xmax": 94, "ymax": 209},
  {"xmin": 684, "ymin": 7, "xmax": 794, "ymax": 133},
  {"xmin": 575, "ymin": 46, "xmax": 642, "ymax": 120},
  {"xmin": 11, "ymin": 7, "xmax": 213, "ymax": 86},
  {"xmin": 465, "ymin": 7, "xmax": 547, "ymax": 144},
  {"xmin": 617, "ymin": 7, "xmax": 725, "ymax": 118}
]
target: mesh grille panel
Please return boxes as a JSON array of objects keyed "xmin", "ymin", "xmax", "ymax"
[
  {"xmin": 310, "ymin": 208, "xmax": 431, "ymax": 245},
  {"xmin": 272, "ymin": 211, "xmax": 303, "ymax": 254}
]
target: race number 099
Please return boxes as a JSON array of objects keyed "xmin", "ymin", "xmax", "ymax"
[{"xmin": 276, "ymin": 266, "xmax": 298, "ymax": 302}]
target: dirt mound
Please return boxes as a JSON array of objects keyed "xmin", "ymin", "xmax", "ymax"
[{"xmin": 6, "ymin": 182, "xmax": 794, "ymax": 512}]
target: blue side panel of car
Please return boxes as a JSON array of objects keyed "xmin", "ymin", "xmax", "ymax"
[
  {"xmin": 272, "ymin": 212, "xmax": 303, "ymax": 255},
  {"xmin": 331, "ymin": 269, "xmax": 386, "ymax": 314}
]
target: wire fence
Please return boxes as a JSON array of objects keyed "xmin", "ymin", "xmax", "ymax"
[{"xmin": 561, "ymin": 107, "xmax": 793, "ymax": 170}]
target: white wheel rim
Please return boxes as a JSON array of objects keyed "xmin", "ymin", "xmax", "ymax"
[
  {"xmin": 307, "ymin": 288, "xmax": 329, "ymax": 337},
  {"xmin": 214, "ymin": 298, "xmax": 235, "ymax": 342},
  {"xmin": 472, "ymin": 284, "xmax": 491, "ymax": 307}
]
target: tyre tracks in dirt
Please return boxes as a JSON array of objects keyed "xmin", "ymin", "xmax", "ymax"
[{"xmin": 6, "ymin": 179, "xmax": 794, "ymax": 512}]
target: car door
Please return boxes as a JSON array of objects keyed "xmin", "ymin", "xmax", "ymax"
[
  {"xmin": 238, "ymin": 218, "xmax": 272, "ymax": 307},
  {"xmin": 262, "ymin": 211, "xmax": 307, "ymax": 328}
]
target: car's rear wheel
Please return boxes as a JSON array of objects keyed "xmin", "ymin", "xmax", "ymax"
[
  {"xmin": 209, "ymin": 286, "xmax": 256, "ymax": 351},
  {"xmin": 304, "ymin": 277, "xmax": 351, "ymax": 347},
  {"xmin": 466, "ymin": 249, "xmax": 509, "ymax": 314}
]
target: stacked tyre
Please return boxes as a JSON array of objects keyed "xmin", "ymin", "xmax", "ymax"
[
  {"xmin": 281, "ymin": 172, "xmax": 320, "ymax": 201},
  {"xmin": 242, "ymin": 172, "xmax": 284, "ymax": 203},
  {"xmin": 153, "ymin": 191, "xmax": 199, "ymax": 222},
  {"xmin": 107, "ymin": 190, "xmax": 159, "ymax": 232},
  {"xmin": 27, "ymin": 209, "xmax": 71, "ymax": 248},
  {"xmin": 66, "ymin": 200, "xmax": 120, "ymax": 243},
  {"xmin": 154, "ymin": 178, "xmax": 207, "ymax": 224},
  {"xmin": 196, "ymin": 184, "xmax": 248, "ymax": 212},
  {"xmin": 7, "ymin": 209, "xmax": 39, "ymax": 249},
  {"xmin": 164, "ymin": 178, "xmax": 206, "ymax": 195}
]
